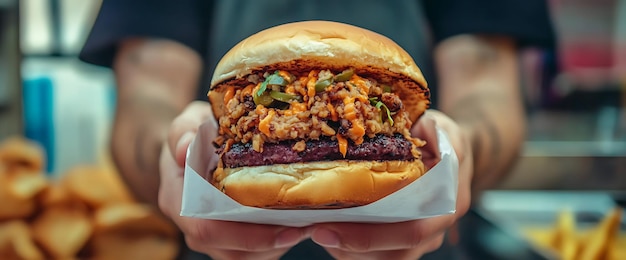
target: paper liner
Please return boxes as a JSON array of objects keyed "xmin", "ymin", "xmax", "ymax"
[{"xmin": 181, "ymin": 122, "xmax": 458, "ymax": 227}]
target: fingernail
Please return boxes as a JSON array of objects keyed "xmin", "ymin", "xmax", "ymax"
[
  {"xmin": 275, "ymin": 229, "xmax": 304, "ymax": 248},
  {"xmin": 311, "ymin": 229, "xmax": 340, "ymax": 248}
]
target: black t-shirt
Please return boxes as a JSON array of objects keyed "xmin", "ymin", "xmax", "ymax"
[
  {"xmin": 80, "ymin": 0, "xmax": 555, "ymax": 104},
  {"xmin": 79, "ymin": 1, "xmax": 555, "ymax": 259}
]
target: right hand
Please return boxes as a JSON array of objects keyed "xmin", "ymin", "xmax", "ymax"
[{"xmin": 159, "ymin": 101, "xmax": 310, "ymax": 259}]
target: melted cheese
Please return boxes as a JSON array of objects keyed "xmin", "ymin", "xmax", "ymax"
[
  {"xmin": 348, "ymin": 121, "xmax": 365, "ymax": 145},
  {"xmin": 285, "ymin": 84, "xmax": 296, "ymax": 94},
  {"xmin": 327, "ymin": 103, "xmax": 338, "ymax": 121},
  {"xmin": 278, "ymin": 70, "xmax": 292, "ymax": 82},
  {"xmin": 223, "ymin": 86, "xmax": 235, "ymax": 104},
  {"xmin": 343, "ymin": 97, "xmax": 357, "ymax": 121},
  {"xmin": 341, "ymin": 90, "xmax": 366, "ymax": 146},
  {"xmin": 297, "ymin": 77, "xmax": 309, "ymax": 96},
  {"xmin": 284, "ymin": 102, "xmax": 307, "ymax": 116},
  {"xmin": 351, "ymin": 75, "xmax": 370, "ymax": 93},
  {"xmin": 306, "ymin": 76, "xmax": 317, "ymax": 98},
  {"xmin": 259, "ymin": 110, "xmax": 275, "ymax": 136},
  {"xmin": 241, "ymin": 84, "xmax": 254, "ymax": 97},
  {"xmin": 255, "ymin": 105, "xmax": 268, "ymax": 116},
  {"xmin": 336, "ymin": 134, "xmax": 348, "ymax": 157}
]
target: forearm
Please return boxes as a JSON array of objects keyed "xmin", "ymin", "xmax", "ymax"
[
  {"xmin": 434, "ymin": 35, "xmax": 526, "ymax": 192},
  {"xmin": 111, "ymin": 39, "xmax": 202, "ymax": 205}
]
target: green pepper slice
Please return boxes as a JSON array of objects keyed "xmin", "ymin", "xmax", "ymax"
[
  {"xmin": 256, "ymin": 71, "xmax": 285, "ymax": 98},
  {"xmin": 270, "ymin": 90, "xmax": 302, "ymax": 103},
  {"xmin": 369, "ymin": 97, "xmax": 394, "ymax": 126},
  {"xmin": 334, "ymin": 69, "xmax": 354, "ymax": 82},
  {"xmin": 253, "ymin": 91, "xmax": 274, "ymax": 106},
  {"xmin": 315, "ymin": 78, "xmax": 333, "ymax": 92}
]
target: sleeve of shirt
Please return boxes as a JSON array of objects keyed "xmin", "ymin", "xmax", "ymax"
[
  {"xmin": 79, "ymin": 0, "xmax": 210, "ymax": 67},
  {"xmin": 422, "ymin": 0, "xmax": 556, "ymax": 49}
]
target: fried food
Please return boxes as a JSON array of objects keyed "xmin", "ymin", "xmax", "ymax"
[
  {"xmin": 93, "ymin": 203, "xmax": 177, "ymax": 238},
  {"xmin": 523, "ymin": 207, "xmax": 624, "ymax": 260},
  {"xmin": 0, "ymin": 137, "xmax": 45, "ymax": 173},
  {"xmin": 552, "ymin": 210, "xmax": 579, "ymax": 260},
  {"xmin": 0, "ymin": 138, "xmax": 48, "ymax": 220},
  {"xmin": 31, "ymin": 208, "xmax": 93, "ymax": 258},
  {"xmin": 62, "ymin": 165, "xmax": 134, "ymax": 209},
  {"xmin": 91, "ymin": 232, "xmax": 179, "ymax": 260},
  {"xmin": 91, "ymin": 204, "xmax": 179, "ymax": 260},
  {"xmin": 0, "ymin": 135, "xmax": 179, "ymax": 259},
  {"xmin": 0, "ymin": 221, "xmax": 45, "ymax": 260},
  {"xmin": 578, "ymin": 208, "xmax": 622, "ymax": 260}
]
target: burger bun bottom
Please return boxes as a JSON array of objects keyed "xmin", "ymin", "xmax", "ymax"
[{"xmin": 211, "ymin": 160, "xmax": 425, "ymax": 209}]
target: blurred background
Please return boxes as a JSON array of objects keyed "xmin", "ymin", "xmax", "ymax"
[{"xmin": 0, "ymin": 0, "xmax": 624, "ymax": 259}]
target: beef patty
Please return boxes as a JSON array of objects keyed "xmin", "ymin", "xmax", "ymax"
[{"xmin": 218, "ymin": 134, "xmax": 415, "ymax": 168}]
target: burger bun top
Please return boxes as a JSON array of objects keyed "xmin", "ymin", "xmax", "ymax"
[{"xmin": 209, "ymin": 20, "xmax": 429, "ymax": 123}]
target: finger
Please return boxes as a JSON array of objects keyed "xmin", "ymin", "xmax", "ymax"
[
  {"xmin": 416, "ymin": 110, "xmax": 473, "ymax": 218},
  {"xmin": 410, "ymin": 113, "xmax": 440, "ymax": 169},
  {"xmin": 167, "ymin": 101, "xmax": 216, "ymax": 166},
  {"xmin": 179, "ymin": 219, "xmax": 309, "ymax": 252},
  {"xmin": 323, "ymin": 232, "xmax": 445, "ymax": 260},
  {"xmin": 454, "ymin": 135, "xmax": 473, "ymax": 220},
  {"xmin": 158, "ymin": 144, "xmax": 308, "ymax": 252},
  {"xmin": 311, "ymin": 215, "xmax": 455, "ymax": 252},
  {"xmin": 158, "ymin": 143, "xmax": 185, "ymax": 218}
]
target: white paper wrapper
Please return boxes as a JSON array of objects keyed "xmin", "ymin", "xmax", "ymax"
[{"xmin": 181, "ymin": 122, "xmax": 458, "ymax": 227}]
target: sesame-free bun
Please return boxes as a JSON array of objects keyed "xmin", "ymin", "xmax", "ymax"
[
  {"xmin": 211, "ymin": 160, "xmax": 425, "ymax": 209},
  {"xmin": 207, "ymin": 21, "xmax": 430, "ymax": 209},
  {"xmin": 209, "ymin": 20, "xmax": 430, "ymax": 123}
]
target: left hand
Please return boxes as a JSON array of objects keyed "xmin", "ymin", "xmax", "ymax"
[{"xmin": 309, "ymin": 110, "xmax": 473, "ymax": 259}]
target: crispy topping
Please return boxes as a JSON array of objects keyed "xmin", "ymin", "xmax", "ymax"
[
  {"xmin": 218, "ymin": 68, "xmax": 416, "ymax": 153},
  {"xmin": 259, "ymin": 110, "xmax": 275, "ymax": 136}
]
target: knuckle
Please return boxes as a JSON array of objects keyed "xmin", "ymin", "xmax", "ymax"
[
  {"xmin": 344, "ymin": 237, "xmax": 373, "ymax": 253},
  {"xmin": 407, "ymin": 226, "xmax": 425, "ymax": 248},
  {"xmin": 241, "ymin": 236, "xmax": 265, "ymax": 252},
  {"xmin": 424, "ymin": 234, "xmax": 445, "ymax": 253}
]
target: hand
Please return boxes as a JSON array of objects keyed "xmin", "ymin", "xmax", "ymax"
[
  {"xmin": 309, "ymin": 110, "xmax": 473, "ymax": 259},
  {"xmin": 158, "ymin": 101, "xmax": 310, "ymax": 260}
]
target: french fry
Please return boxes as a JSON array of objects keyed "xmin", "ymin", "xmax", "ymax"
[
  {"xmin": 31, "ymin": 208, "xmax": 93, "ymax": 258},
  {"xmin": 0, "ymin": 221, "xmax": 45, "ymax": 260},
  {"xmin": 62, "ymin": 165, "xmax": 134, "ymax": 209},
  {"xmin": 523, "ymin": 207, "xmax": 625, "ymax": 260},
  {"xmin": 608, "ymin": 234, "xmax": 626, "ymax": 260},
  {"xmin": 578, "ymin": 207, "xmax": 622, "ymax": 260},
  {"xmin": 552, "ymin": 210, "xmax": 579, "ymax": 260}
]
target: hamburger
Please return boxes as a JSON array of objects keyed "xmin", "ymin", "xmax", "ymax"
[{"xmin": 208, "ymin": 21, "xmax": 430, "ymax": 209}]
